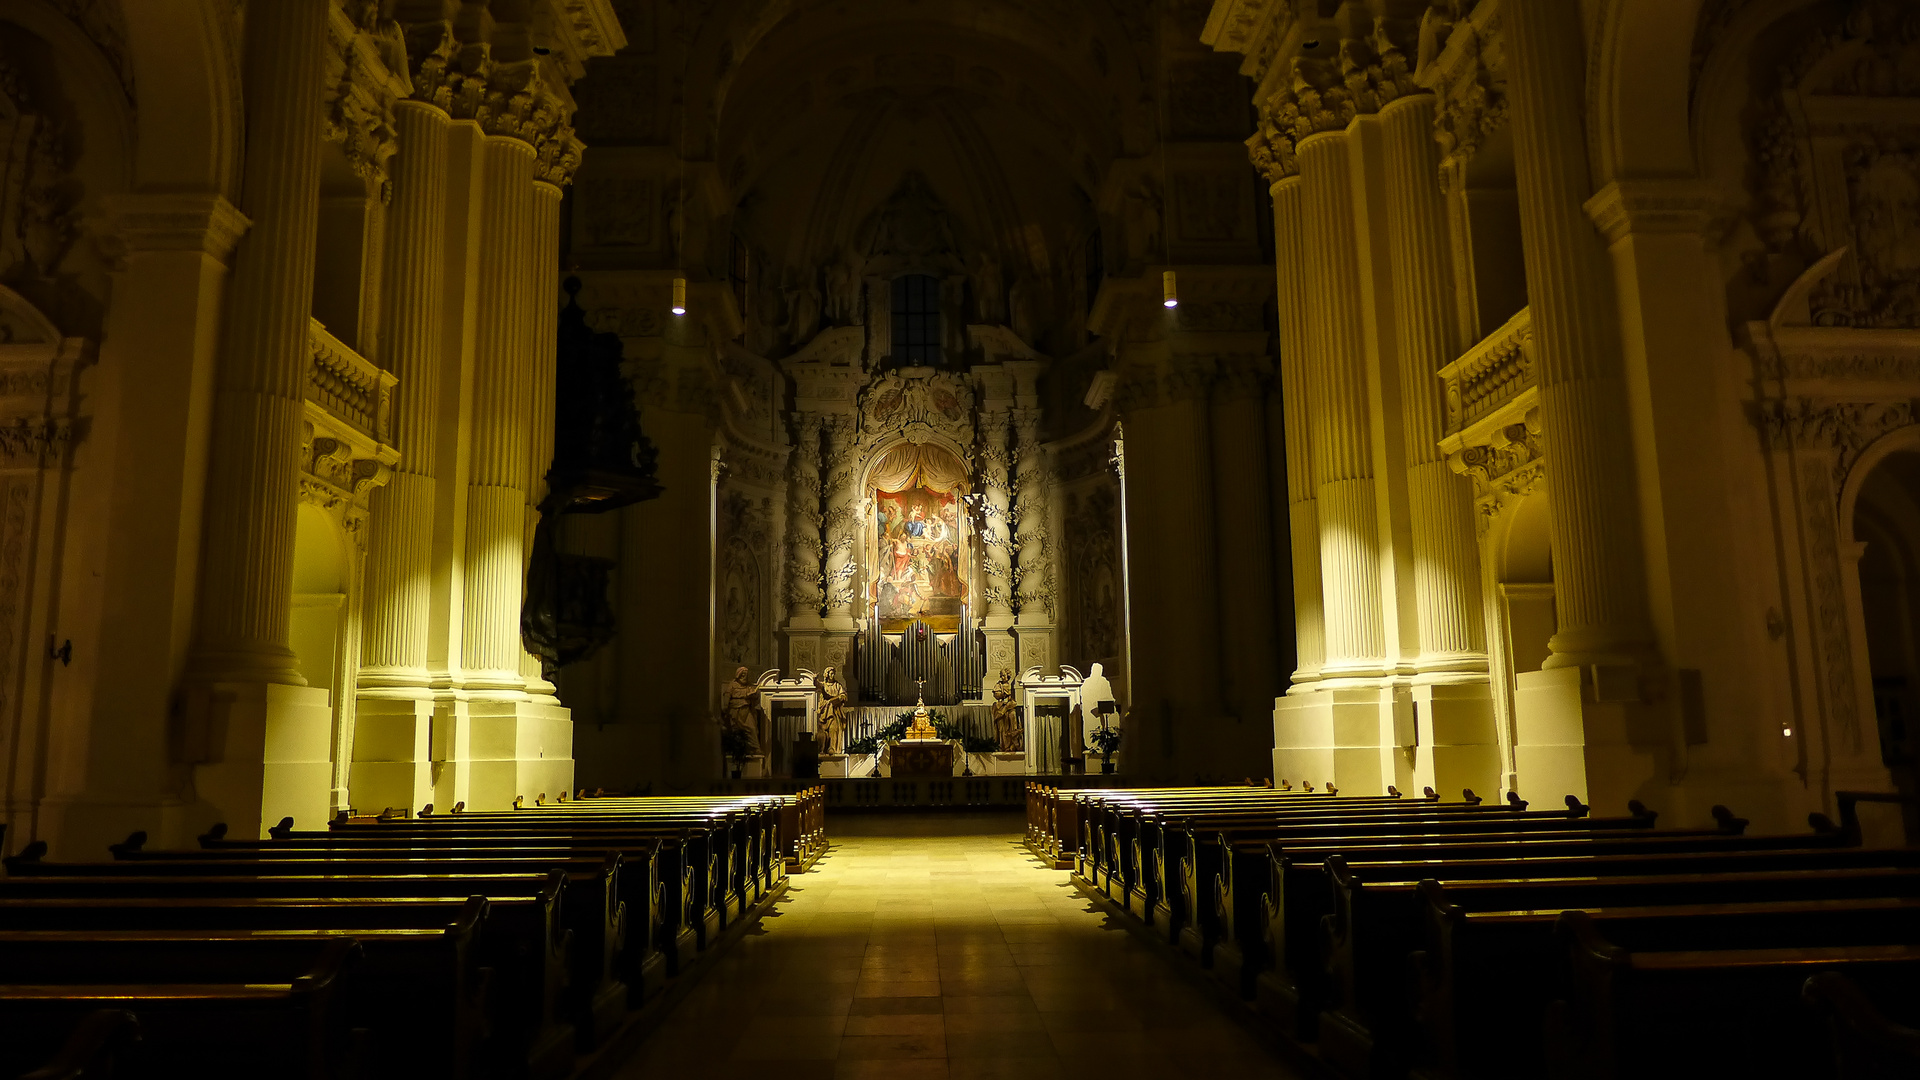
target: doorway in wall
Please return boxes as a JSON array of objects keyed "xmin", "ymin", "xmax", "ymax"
[{"xmin": 1852, "ymin": 450, "xmax": 1920, "ymax": 828}]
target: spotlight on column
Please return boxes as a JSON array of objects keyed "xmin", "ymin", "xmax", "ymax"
[
  {"xmin": 1161, "ymin": 269, "xmax": 1179, "ymax": 309},
  {"xmin": 671, "ymin": 275, "xmax": 688, "ymax": 316}
]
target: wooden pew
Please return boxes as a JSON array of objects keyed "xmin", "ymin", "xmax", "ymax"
[
  {"xmin": 34, "ymin": 840, "xmax": 674, "ymax": 1004},
  {"xmin": 178, "ymin": 823, "xmax": 718, "ymax": 963},
  {"xmin": 1169, "ymin": 806, "xmax": 1680, "ymax": 969},
  {"xmin": 11, "ymin": 1009, "xmax": 140, "ymax": 1080},
  {"xmin": 1415, "ymin": 858, "xmax": 1920, "ymax": 1079},
  {"xmin": 1546, "ymin": 909, "xmax": 1920, "ymax": 1079},
  {"xmin": 1243, "ymin": 826, "xmax": 1852, "ymax": 1037},
  {"xmin": 0, "ymin": 918, "xmax": 484, "ymax": 1080},
  {"xmin": 1321, "ymin": 864, "xmax": 1920, "ymax": 1080},
  {"xmin": 1804, "ymin": 970, "xmax": 1920, "ymax": 1080},
  {"xmin": 0, "ymin": 939, "xmax": 361, "ymax": 1080},
  {"xmin": 0, "ymin": 865, "xmax": 629, "ymax": 1053},
  {"xmin": 320, "ymin": 810, "xmax": 765, "ymax": 931},
  {"xmin": 0, "ymin": 890, "xmax": 574, "ymax": 1080}
]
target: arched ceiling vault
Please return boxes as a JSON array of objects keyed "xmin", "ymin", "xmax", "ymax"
[{"xmin": 668, "ymin": 0, "xmax": 1157, "ymax": 275}]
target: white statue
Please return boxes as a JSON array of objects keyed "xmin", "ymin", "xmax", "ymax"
[{"xmin": 1080, "ymin": 662, "xmax": 1118, "ymax": 737}]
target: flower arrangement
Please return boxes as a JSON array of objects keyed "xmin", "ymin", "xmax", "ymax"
[{"xmin": 845, "ymin": 710, "xmax": 999, "ymax": 755}]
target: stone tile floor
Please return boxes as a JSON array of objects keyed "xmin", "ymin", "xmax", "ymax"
[{"xmin": 611, "ymin": 812, "xmax": 1305, "ymax": 1080}]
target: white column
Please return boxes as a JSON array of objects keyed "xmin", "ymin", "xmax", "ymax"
[
  {"xmin": 1270, "ymin": 177, "xmax": 1325, "ymax": 685},
  {"xmin": 361, "ymin": 101, "xmax": 449, "ymax": 690},
  {"xmin": 353, "ymin": 99, "xmax": 451, "ymax": 813},
  {"xmin": 1506, "ymin": 0, "xmax": 1651, "ymax": 668},
  {"xmin": 460, "ymin": 135, "xmax": 537, "ymax": 695},
  {"xmin": 189, "ymin": 0, "xmax": 330, "ymax": 686},
  {"xmin": 1298, "ymin": 132, "xmax": 1388, "ymax": 680},
  {"xmin": 521, "ymin": 180, "xmax": 564, "ymax": 700},
  {"xmin": 1381, "ymin": 94, "xmax": 1487, "ymax": 673}
]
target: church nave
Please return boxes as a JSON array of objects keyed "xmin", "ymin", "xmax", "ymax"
[{"xmin": 613, "ymin": 814, "xmax": 1301, "ymax": 1080}]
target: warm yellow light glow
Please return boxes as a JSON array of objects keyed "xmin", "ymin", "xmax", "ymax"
[
  {"xmin": 1162, "ymin": 269, "xmax": 1178, "ymax": 308},
  {"xmin": 671, "ymin": 276, "xmax": 688, "ymax": 316}
]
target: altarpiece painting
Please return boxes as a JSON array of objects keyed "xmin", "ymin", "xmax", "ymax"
[{"xmin": 866, "ymin": 442, "xmax": 971, "ymax": 632}]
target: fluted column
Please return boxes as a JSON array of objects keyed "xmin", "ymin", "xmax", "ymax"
[
  {"xmin": 1506, "ymin": 0, "xmax": 1651, "ymax": 667},
  {"xmin": 189, "ymin": 0, "xmax": 329, "ymax": 685},
  {"xmin": 1011, "ymin": 409, "xmax": 1054, "ymax": 620},
  {"xmin": 822, "ymin": 415, "xmax": 859, "ymax": 622},
  {"xmin": 461, "ymin": 135, "xmax": 538, "ymax": 694},
  {"xmin": 521, "ymin": 180, "xmax": 564, "ymax": 698},
  {"xmin": 1298, "ymin": 132, "xmax": 1388, "ymax": 680},
  {"xmin": 785, "ymin": 414, "xmax": 824, "ymax": 620},
  {"xmin": 980, "ymin": 411, "xmax": 1015, "ymax": 617},
  {"xmin": 361, "ymin": 101, "xmax": 451, "ymax": 692},
  {"xmin": 1270, "ymin": 177, "xmax": 1326, "ymax": 685},
  {"xmin": 1381, "ymin": 94, "xmax": 1488, "ymax": 674}
]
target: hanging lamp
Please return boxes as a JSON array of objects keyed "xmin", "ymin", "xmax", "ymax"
[
  {"xmin": 1162, "ymin": 269, "xmax": 1179, "ymax": 309},
  {"xmin": 671, "ymin": 275, "xmax": 688, "ymax": 316}
]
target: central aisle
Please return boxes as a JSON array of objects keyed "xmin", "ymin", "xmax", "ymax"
[{"xmin": 612, "ymin": 813, "xmax": 1303, "ymax": 1080}]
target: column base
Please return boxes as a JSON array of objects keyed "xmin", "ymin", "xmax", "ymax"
[
  {"xmin": 350, "ymin": 695, "xmax": 436, "ymax": 816},
  {"xmin": 1513, "ymin": 666, "xmax": 1664, "ymax": 813},
  {"xmin": 1410, "ymin": 680, "xmax": 1500, "ymax": 802},
  {"xmin": 1272, "ymin": 685, "xmax": 1404, "ymax": 795},
  {"xmin": 465, "ymin": 698, "xmax": 574, "ymax": 810},
  {"xmin": 190, "ymin": 681, "xmax": 334, "ymax": 838}
]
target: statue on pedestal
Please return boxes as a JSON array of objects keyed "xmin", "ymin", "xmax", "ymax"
[
  {"xmin": 1080, "ymin": 661, "xmax": 1119, "ymax": 748},
  {"xmin": 720, "ymin": 666, "xmax": 765, "ymax": 755},
  {"xmin": 814, "ymin": 666, "xmax": 848, "ymax": 754},
  {"xmin": 990, "ymin": 668, "xmax": 1022, "ymax": 752}
]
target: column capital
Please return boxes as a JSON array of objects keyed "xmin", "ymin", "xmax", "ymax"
[
  {"xmin": 1583, "ymin": 179, "xmax": 1724, "ymax": 245},
  {"xmin": 98, "ymin": 193, "xmax": 251, "ymax": 266}
]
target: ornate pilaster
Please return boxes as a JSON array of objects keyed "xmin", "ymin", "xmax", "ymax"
[
  {"xmin": 785, "ymin": 414, "xmax": 825, "ymax": 620},
  {"xmin": 979, "ymin": 411, "xmax": 1015, "ymax": 618},
  {"xmin": 1011, "ymin": 409, "xmax": 1055, "ymax": 622},
  {"xmin": 1505, "ymin": 0, "xmax": 1651, "ymax": 668},
  {"xmin": 1298, "ymin": 130, "xmax": 1388, "ymax": 681},
  {"xmin": 460, "ymin": 134, "xmax": 538, "ymax": 694},
  {"xmin": 361, "ymin": 100, "xmax": 451, "ymax": 695},
  {"xmin": 821, "ymin": 413, "xmax": 860, "ymax": 624},
  {"xmin": 1381, "ymin": 93, "xmax": 1488, "ymax": 675},
  {"xmin": 189, "ymin": 0, "xmax": 332, "ymax": 686}
]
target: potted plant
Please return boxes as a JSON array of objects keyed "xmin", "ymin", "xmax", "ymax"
[
  {"xmin": 720, "ymin": 726, "xmax": 754, "ymax": 779},
  {"xmin": 1087, "ymin": 725, "xmax": 1123, "ymax": 774}
]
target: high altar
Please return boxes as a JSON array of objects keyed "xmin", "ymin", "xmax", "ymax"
[{"xmin": 690, "ymin": 174, "xmax": 1137, "ymax": 781}]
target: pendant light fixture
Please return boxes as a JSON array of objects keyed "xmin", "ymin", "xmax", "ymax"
[
  {"xmin": 671, "ymin": 88, "xmax": 689, "ymax": 317},
  {"xmin": 1156, "ymin": 53, "xmax": 1176, "ymax": 310}
]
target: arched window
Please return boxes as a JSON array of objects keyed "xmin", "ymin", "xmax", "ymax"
[{"xmin": 890, "ymin": 275, "xmax": 942, "ymax": 364}]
